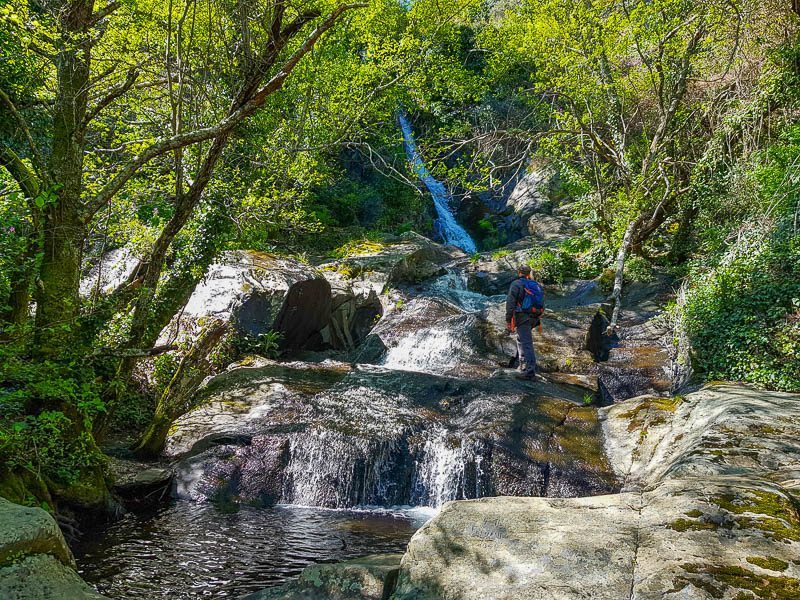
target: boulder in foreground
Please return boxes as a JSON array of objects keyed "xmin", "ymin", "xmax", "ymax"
[
  {"xmin": 0, "ymin": 498, "xmax": 107, "ymax": 599},
  {"xmin": 393, "ymin": 384, "xmax": 800, "ymax": 599}
]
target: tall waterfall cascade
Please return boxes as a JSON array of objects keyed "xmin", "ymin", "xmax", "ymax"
[{"xmin": 399, "ymin": 113, "xmax": 478, "ymax": 254}]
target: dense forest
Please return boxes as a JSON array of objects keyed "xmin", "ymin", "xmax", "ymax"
[{"xmin": 1, "ymin": 0, "xmax": 799, "ymax": 594}]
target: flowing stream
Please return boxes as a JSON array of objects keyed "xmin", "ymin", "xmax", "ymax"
[
  {"xmin": 398, "ymin": 114, "xmax": 478, "ymax": 254},
  {"xmin": 75, "ymin": 259, "xmax": 618, "ymax": 599},
  {"xmin": 75, "ymin": 503, "xmax": 429, "ymax": 598}
]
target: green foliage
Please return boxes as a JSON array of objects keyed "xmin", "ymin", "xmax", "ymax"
[
  {"xmin": 490, "ymin": 248, "xmax": 511, "ymax": 260},
  {"xmin": 624, "ymin": 255, "xmax": 656, "ymax": 284},
  {"xmin": 526, "ymin": 246, "xmax": 578, "ymax": 284},
  {"xmin": 681, "ymin": 124, "xmax": 800, "ymax": 391},
  {"xmin": 234, "ymin": 331, "xmax": 283, "ymax": 358},
  {"xmin": 0, "ymin": 345, "xmax": 106, "ymax": 485},
  {"xmin": 681, "ymin": 224, "xmax": 800, "ymax": 391}
]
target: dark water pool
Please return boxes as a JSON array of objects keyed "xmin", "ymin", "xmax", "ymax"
[{"xmin": 74, "ymin": 502, "xmax": 430, "ymax": 599}]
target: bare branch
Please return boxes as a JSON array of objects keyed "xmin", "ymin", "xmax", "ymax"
[{"xmin": 83, "ymin": 66, "xmax": 140, "ymax": 127}]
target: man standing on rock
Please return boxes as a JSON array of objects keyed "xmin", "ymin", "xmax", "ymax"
[{"xmin": 506, "ymin": 265, "xmax": 545, "ymax": 381}]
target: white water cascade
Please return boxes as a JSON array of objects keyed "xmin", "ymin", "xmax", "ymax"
[{"xmin": 399, "ymin": 113, "xmax": 478, "ymax": 254}]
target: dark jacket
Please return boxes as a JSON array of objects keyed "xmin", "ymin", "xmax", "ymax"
[{"xmin": 506, "ymin": 277, "xmax": 530, "ymax": 324}]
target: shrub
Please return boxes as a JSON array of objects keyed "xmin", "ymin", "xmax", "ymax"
[
  {"xmin": 681, "ymin": 224, "xmax": 800, "ymax": 391},
  {"xmin": 0, "ymin": 347, "xmax": 107, "ymax": 486},
  {"xmin": 526, "ymin": 246, "xmax": 578, "ymax": 284}
]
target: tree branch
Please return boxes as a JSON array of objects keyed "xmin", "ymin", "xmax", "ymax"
[
  {"xmin": 83, "ymin": 65, "xmax": 140, "ymax": 127},
  {"xmin": 0, "ymin": 88, "xmax": 47, "ymax": 182},
  {"xmin": 89, "ymin": 1, "xmax": 122, "ymax": 27},
  {"xmin": 0, "ymin": 143, "xmax": 40, "ymax": 200},
  {"xmin": 87, "ymin": 3, "xmax": 365, "ymax": 219}
]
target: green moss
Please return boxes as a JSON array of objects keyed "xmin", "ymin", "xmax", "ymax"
[
  {"xmin": 683, "ymin": 563, "xmax": 800, "ymax": 599},
  {"xmin": 685, "ymin": 509, "xmax": 704, "ymax": 518},
  {"xmin": 668, "ymin": 518, "xmax": 718, "ymax": 532},
  {"xmin": 746, "ymin": 556, "xmax": 789, "ymax": 572},
  {"xmin": 621, "ymin": 395, "xmax": 683, "ymax": 433},
  {"xmin": 329, "ymin": 238, "xmax": 386, "ymax": 259},
  {"xmin": 713, "ymin": 489, "xmax": 800, "ymax": 542}
]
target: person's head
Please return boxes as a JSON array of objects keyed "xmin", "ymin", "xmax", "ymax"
[{"xmin": 517, "ymin": 265, "xmax": 532, "ymax": 279}]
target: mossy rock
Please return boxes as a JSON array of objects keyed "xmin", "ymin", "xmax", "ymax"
[{"xmin": 681, "ymin": 563, "xmax": 800, "ymax": 599}]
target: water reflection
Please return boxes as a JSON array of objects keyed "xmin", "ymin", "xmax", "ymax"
[{"xmin": 75, "ymin": 502, "xmax": 428, "ymax": 599}]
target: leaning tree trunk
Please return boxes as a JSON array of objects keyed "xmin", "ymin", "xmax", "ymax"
[
  {"xmin": 131, "ymin": 319, "xmax": 228, "ymax": 458},
  {"xmin": 605, "ymin": 218, "xmax": 639, "ymax": 335}
]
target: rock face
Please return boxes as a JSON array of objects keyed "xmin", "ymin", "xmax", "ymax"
[
  {"xmin": 167, "ymin": 359, "xmax": 618, "ymax": 509},
  {"xmin": 391, "ymin": 384, "xmax": 800, "ymax": 599},
  {"xmin": 247, "ymin": 554, "xmax": 402, "ymax": 600},
  {"xmin": 0, "ymin": 498, "xmax": 106, "ymax": 599},
  {"xmin": 108, "ymin": 458, "xmax": 173, "ymax": 509},
  {"xmin": 164, "ymin": 250, "xmax": 332, "ymax": 353},
  {"xmin": 79, "ymin": 247, "xmax": 139, "ymax": 297},
  {"xmin": 318, "ymin": 232, "xmax": 465, "ymax": 302}
]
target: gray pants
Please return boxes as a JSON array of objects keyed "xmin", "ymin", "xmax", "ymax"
[{"xmin": 515, "ymin": 317, "xmax": 537, "ymax": 376}]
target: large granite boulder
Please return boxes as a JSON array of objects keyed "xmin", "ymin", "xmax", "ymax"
[
  {"xmin": 391, "ymin": 384, "xmax": 800, "ymax": 599},
  {"xmin": 0, "ymin": 498, "xmax": 106, "ymax": 599},
  {"xmin": 318, "ymin": 232, "xmax": 465, "ymax": 303},
  {"xmin": 163, "ymin": 250, "xmax": 332, "ymax": 353}
]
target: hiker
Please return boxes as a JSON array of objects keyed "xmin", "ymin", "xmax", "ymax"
[{"xmin": 505, "ymin": 265, "xmax": 544, "ymax": 381}]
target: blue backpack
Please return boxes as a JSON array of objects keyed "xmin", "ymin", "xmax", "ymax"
[{"xmin": 516, "ymin": 279, "xmax": 544, "ymax": 315}]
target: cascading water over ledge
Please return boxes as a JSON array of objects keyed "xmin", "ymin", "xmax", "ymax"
[
  {"xmin": 399, "ymin": 113, "xmax": 478, "ymax": 254},
  {"xmin": 168, "ymin": 361, "xmax": 619, "ymax": 511}
]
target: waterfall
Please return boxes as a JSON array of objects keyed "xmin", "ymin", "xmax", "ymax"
[
  {"xmin": 381, "ymin": 313, "xmax": 480, "ymax": 375},
  {"xmin": 410, "ymin": 428, "xmax": 485, "ymax": 507},
  {"xmin": 398, "ymin": 113, "xmax": 478, "ymax": 254},
  {"xmin": 276, "ymin": 427, "xmax": 485, "ymax": 509}
]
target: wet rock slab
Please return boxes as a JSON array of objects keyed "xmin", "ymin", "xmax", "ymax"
[
  {"xmin": 166, "ymin": 360, "xmax": 618, "ymax": 509},
  {"xmin": 392, "ymin": 384, "xmax": 800, "ymax": 599}
]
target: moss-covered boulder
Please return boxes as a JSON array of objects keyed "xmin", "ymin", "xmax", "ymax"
[
  {"xmin": 246, "ymin": 554, "xmax": 402, "ymax": 600},
  {"xmin": 0, "ymin": 498, "xmax": 106, "ymax": 599}
]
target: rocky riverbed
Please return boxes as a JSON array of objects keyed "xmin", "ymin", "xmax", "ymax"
[
  {"xmin": 259, "ymin": 384, "xmax": 800, "ymax": 600},
  {"xmin": 5, "ymin": 229, "xmax": 798, "ymax": 599}
]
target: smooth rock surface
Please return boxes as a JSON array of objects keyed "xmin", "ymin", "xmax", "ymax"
[
  {"xmin": 392, "ymin": 384, "xmax": 800, "ymax": 599},
  {"xmin": 162, "ymin": 250, "xmax": 332, "ymax": 353}
]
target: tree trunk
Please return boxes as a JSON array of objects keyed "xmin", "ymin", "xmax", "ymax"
[
  {"xmin": 606, "ymin": 218, "xmax": 639, "ymax": 334},
  {"xmin": 35, "ymin": 0, "xmax": 93, "ymax": 357},
  {"xmin": 131, "ymin": 319, "xmax": 228, "ymax": 458}
]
